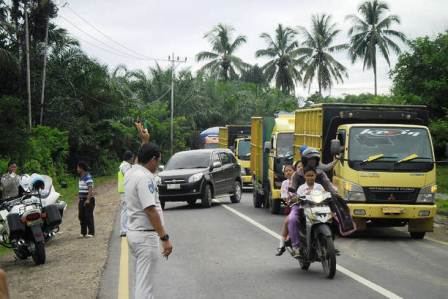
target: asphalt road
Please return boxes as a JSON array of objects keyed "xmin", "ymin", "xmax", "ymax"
[{"xmin": 99, "ymin": 193, "xmax": 448, "ymax": 299}]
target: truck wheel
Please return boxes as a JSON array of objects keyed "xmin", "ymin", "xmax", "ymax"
[
  {"xmin": 230, "ymin": 181, "xmax": 242, "ymax": 203},
  {"xmin": 269, "ymin": 190, "xmax": 281, "ymax": 214},
  {"xmin": 410, "ymin": 232, "xmax": 425, "ymax": 239},
  {"xmin": 32, "ymin": 241, "xmax": 46, "ymax": 265},
  {"xmin": 201, "ymin": 184, "xmax": 212, "ymax": 208},
  {"xmin": 253, "ymin": 189, "xmax": 262, "ymax": 208}
]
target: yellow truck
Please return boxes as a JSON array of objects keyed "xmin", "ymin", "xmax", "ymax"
[
  {"xmin": 218, "ymin": 125, "xmax": 252, "ymax": 187},
  {"xmin": 251, "ymin": 113, "xmax": 295, "ymax": 214},
  {"xmin": 294, "ymin": 103, "xmax": 437, "ymax": 239}
]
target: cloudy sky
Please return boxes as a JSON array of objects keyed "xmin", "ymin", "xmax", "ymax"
[{"xmin": 54, "ymin": 0, "xmax": 448, "ymax": 97}]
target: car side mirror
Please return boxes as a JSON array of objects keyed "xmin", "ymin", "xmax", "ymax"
[
  {"xmin": 158, "ymin": 165, "xmax": 165, "ymax": 172},
  {"xmin": 211, "ymin": 161, "xmax": 222, "ymax": 170},
  {"xmin": 264, "ymin": 141, "xmax": 272, "ymax": 153},
  {"xmin": 330, "ymin": 139, "xmax": 343, "ymax": 156}
]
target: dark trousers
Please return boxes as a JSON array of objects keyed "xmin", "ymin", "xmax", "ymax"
[{"xmin": 78, "ymin": 197, "xmax": 95, "ymax": 236}]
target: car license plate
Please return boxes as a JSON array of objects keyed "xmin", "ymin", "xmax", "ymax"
[
  {"xmin": 167, "ymin": 184, "xmax": 180, "ymax": 190},
  {"xmin": 311, "ymin": 206, "xmax": 331, "ymax": 213}
]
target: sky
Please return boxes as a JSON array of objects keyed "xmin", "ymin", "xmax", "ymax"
[{"xmin": 54, "ymin": 0, "xmax": 448, "ymax": 97}]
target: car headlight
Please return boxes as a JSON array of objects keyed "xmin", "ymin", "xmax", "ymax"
[
  {"xmin": 188, "ymin": 173, "xmax": 204, "ymax": 183},
  {"xmin": 344, "ymin": 181, "xmax": 366, "ymax": 202},
  {"xmin": 416, "ymin": 185, "xmax": 436, "ymax": 203}
]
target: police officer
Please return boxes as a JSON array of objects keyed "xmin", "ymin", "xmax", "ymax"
[
  {"xmin": 118, "ymin": 150, "xmax": 134, "ymax": 237},
  {"xmin": 125, "ymin": 143, "xmax": 173, "ymax": 299}
]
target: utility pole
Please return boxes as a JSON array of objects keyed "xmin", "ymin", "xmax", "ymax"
[
  {"xmin": 25, "ymin": 6, "xmax": 32, "ymax": 131},
  {"xmin": 39, "ymin": 11, "xmax": 49, "ymax": 125},
  {"xmin": 168, "ymin": 53, "xmax": 187, "ymax": 156}
]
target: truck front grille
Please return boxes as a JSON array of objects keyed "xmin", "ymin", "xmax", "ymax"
[{"xmin": 363, "ymin": 187, "xmax": 419, "ymax": 204}]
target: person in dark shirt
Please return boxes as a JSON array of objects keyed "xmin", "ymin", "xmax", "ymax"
[{"xmin": 77, "ymin": 161, "xmax": 95, "ymax": 238}]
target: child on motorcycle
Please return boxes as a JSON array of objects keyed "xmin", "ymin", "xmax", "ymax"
[
  {"xmin": 276, "ymin": 165, "xmax": 295, "ymax": 256},
  {"xmin": 289, "ymin": 166, "xmax": 324, "ymax": 257}
]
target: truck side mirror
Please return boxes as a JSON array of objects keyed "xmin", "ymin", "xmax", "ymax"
[
  {"xmin": 330, "ymin": 139, "xmax": 343, "ymax": 156},
  {"xmin": 264, "ymin": 141, "xmax": 272, "ymax": 153}
]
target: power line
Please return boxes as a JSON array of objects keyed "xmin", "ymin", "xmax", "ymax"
[{"xmin": 64, "ymin": 5, "xmax": 169, "ymax": 62}]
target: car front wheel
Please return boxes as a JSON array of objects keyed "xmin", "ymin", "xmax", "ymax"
[{"xmin": 201, "ymin": 184, "xmax": 212, "ymax": 208}]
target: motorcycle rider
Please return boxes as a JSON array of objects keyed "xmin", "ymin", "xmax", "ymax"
[
  {"xmin": 0, "ymin": 162, "xmax": 20, "ymax": 200},
  {"xmin": 290, "ymin": 166, "xmax": 325, "ymax": 257}
]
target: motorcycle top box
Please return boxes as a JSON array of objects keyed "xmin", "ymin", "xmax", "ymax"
[{"xmin": 43, "ymin": 204, "xmax": 62, "ymax": 228}]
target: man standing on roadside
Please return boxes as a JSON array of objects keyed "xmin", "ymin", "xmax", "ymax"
[
  {"xmin": 77, "ymin": 161, "xmax": 95, "ymax": 238},
  {"xmin": 118, "ymin": 150, "xmax": 134, "ymax": 237},
  {"xmin": 125, "ymin": 143, "xmax": 173, "ymax": 299}
]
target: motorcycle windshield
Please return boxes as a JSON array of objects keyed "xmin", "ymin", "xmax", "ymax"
[{"xmin": 40, "ymin": 175, "xmax": 53, "ymax": 198}]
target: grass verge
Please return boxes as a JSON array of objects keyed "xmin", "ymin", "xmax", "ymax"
[
  {"xmin": 436, "ymin": 198, "xmax": 448, "ymax": 216},
  {"xmin": 437, "ymin": 165, "xmax": 448, "ymax": 194}
]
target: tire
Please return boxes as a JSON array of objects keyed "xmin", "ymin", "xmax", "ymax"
[
  {"xmin": 201, "ymin": 184, "xmax": 212, "ymax": 208},
  {"xmin": 269, "ymin": 189, "xmax": 281, "ymax": 214},
  {"xmin": 230, "ymin": 181, "xmax": 242, "ymax": 203},
  {"xmin": 410, "ymin": 232, "xmax": 425, "ymax": 239},
  {"xmin": 32, "ymin": 241, "xmax": 46, "ymax": 265},
  {"xmin": 299, "ymin": 260, "xmax": 310, "ymax": 271},
  {"xmin": 14, "ymin": 247, "xmax": 29, "ymax": 260},
  {"xmin": 160, "ymin": 199, "xmax": 165, "ymax": 210},
  {"xmin": 253, "ymin": 188, "xmax": 262, "ymax": 208},
  {"xmin": 187, "ymin": 199, "xmax": 196, "ymax": 208},
  {"xmin": 317, "ymin": 230, "xmax": 336, "ymax": 279}
]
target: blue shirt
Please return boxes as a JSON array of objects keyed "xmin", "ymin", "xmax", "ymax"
[{"xmin": 79, "ymin": 173, "xmax": 94, "ymax": 198}]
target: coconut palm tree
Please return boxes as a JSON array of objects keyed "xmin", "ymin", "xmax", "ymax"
[
  {"xmin": 256, "ymin": 24, "xmax": 301, "ymax": 94},
  {"xmin": 296, "ymin": 14, "xmax": 348, "ymax": 95},
  {"xmin": 346, "ymin": 0, "xmax": 406, "ymax": 95},
  {"xmin": 196, "ymin": 24, "xmax": 249, "ymax": 80}
]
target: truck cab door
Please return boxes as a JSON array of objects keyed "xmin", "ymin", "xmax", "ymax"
[{"xmin": 333, "ymin": 129, "xmax": 346, "ymax": 195}]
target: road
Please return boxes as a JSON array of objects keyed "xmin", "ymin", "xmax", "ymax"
[{"xmin": 99, "ymin": 193, "xmax": 448, "ymax": 299}]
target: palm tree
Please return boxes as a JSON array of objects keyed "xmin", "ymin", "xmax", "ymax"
[
  {"xmin": 256, "ymin": 24, "xmax": 301, "ymax": 94},
  {"xmin": 296, "ymin": 14, "xmax": 348, "ymax": 95},
  {"xmin": 196, "ymin": 24, "xmax": 249, "ymax": 80},
  {"xmin": 346, "ymin": 0, "xmax": 406, "ymax": 95}
]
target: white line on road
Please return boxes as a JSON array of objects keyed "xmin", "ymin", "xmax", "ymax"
[{"xmin": 215, "ymin": 200, "xmax": 403, "ymax": 299}]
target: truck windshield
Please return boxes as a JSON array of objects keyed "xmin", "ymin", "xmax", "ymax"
[
  {"xmin": 237, "ymin": 140, "xmax": 251, "ymax": 159},
  {"xmin": 348, "ymin": 127, "xmax": 433, "ymax": 171},
  {"xmin": 165, "ymin": 152, "xmax": 210, "ymax": 170},
  {"xmin": 276, "ymin": 133, "xmax": 294, "ymax": 158}
]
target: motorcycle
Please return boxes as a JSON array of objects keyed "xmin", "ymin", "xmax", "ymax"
[
  {"xmin": 0, "ymin": 174, "xmax": 65, "ymax": 265},
  {"xmin": 285, "ymin": 190, "xmax": 337, "ymax": 279}
]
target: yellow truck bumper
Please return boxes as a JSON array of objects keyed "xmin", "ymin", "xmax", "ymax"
[
  {"xmin": 348, "ymin": 203, "xmax": 436, "ymax": 219},
  {"xmin": 349, "ymin": 203, "xmax": 435, "ymax": 232},
  {"xmin": 242, "ymin": 175, "xmax": 252, "ymax": 185}
]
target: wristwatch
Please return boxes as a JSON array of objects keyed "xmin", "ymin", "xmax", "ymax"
[{"xmin": 160, "ymin": 234, "xmax": 169, "ymax": 241}]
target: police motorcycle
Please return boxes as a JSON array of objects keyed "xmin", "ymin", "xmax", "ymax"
[
  {"xmin": 0, "ymin": 174, "xmax": 65, "ymax": 265},
  {"xmin": 285, "ymin": 190, "xmax": 337, "ymax": 279}
]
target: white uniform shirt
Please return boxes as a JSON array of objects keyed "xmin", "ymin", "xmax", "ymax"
[
  {"xmin": 297, "ymin": 182, "xmax": 325, "ymax": 197},
  {"xmin": 119, "ymin": 161, "xmax": 132, "ymax": 175},
  {"xmin": 124, "ymin": 164, "xmax": 164, "ymax": 231}
]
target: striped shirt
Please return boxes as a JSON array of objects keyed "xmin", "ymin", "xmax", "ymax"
[{"xmin": 79, "ymin": 173, "xmax": 94, "ymax": 198}]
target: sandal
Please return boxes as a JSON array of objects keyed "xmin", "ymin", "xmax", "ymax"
[{"xmin": 275, "ymin": 246, "xmax": 286, "ymax": 256}]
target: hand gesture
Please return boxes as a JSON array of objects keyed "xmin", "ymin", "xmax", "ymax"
[
  {"xmin": 161, "ymin": 240, "xmax": 173, "ymax": 258},
  {"xmin": 134, "ymin": 121, "xmax": 150, "ymax": 144}
]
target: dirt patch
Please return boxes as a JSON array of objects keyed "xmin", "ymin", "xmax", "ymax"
[
  {"xmin": 0, "ymin": 181, "xmax": 119, "ymax": 299},
  {"xmin": 430, "ymin": 215, "xmax": 448, "ymax": 242}
]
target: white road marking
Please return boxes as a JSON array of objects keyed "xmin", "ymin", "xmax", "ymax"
[{"xmin": 215, "ymin": 199, "xmax": 403, "ymax": 299}]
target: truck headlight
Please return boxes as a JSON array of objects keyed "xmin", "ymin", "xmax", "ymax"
[
  {"xmin": 344, "ymin": 181, "xmax": 366, "ymax": 202},
  {"xmin": 188, "ymin": 173, "xmax": 204, "ymax": 183},
  {"xmin": 416, "ymin": 185, "xmax": 436, "ymax": 203}
]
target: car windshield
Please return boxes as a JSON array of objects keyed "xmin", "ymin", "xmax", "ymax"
[
  {"xmin": 277, "ymin": 133, "xmax": 294, "ymax": 157},
  {"xmin": 349, "ymin": 127, "xmax": 433, "ymax": 162},
  {"xmin": 237, "ymin": 140, "xmax": 251, "ymax": 157},
  {"xmin": 165, "ymin": 152, "xmax": 211, "ymax": 170}
]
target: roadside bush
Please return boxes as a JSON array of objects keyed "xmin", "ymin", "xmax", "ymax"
[{"xmin": 429, "ymin": 117, "xmax": 448, "ymax": 159}]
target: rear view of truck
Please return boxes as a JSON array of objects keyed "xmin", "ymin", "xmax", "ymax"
[{"xmin": 294, "ymin": 104, "xmax": 437, "ymax": 239}]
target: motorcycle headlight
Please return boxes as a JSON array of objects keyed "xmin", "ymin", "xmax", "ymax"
[
  {"xmin": 188, "ymin": 173, "xmax": 204, "ymax": 183},
  {"xmin": 344, "ymin": 181, "xmax": 366, "ymax": 202},
  {"xmin": 416, "ymin": 185, "xmax": 436, "ymax": 203}
]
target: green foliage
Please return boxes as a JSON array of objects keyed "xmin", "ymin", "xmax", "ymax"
[
  {"xmin": 429, "ymin": 117, "xmax": 448, "ymax": 159},
  {"xmin": 437, "ymin": 165, "xmax": 448, "ymax": 194},
  {"xmin": 391, "ymin": 32, "xmax": 448, "ymax": 118}
]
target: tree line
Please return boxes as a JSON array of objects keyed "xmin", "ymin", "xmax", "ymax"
[{"xmin": 0, "ymin": 0, "xmax": 447, "ymax": 180}]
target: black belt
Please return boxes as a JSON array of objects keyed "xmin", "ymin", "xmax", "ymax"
[{"xmin": 129, "ymin": 229, "xmax": 155, "ymax": 232}]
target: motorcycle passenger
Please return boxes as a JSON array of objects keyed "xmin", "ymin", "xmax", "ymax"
[
  {"xmin": 289, "ymin": 166, "xmax": 325, "ymax": 257},
  {"xmin": 291, "ymin": 148, "xmax": 337, "ymax": 194},
  {"xmin": 0, "ymin": 162, "xmax": 20, "ymax": 201},
  {"xmin": 276, "ymin": 165, "xmax": 295, "ymax": 256}
]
